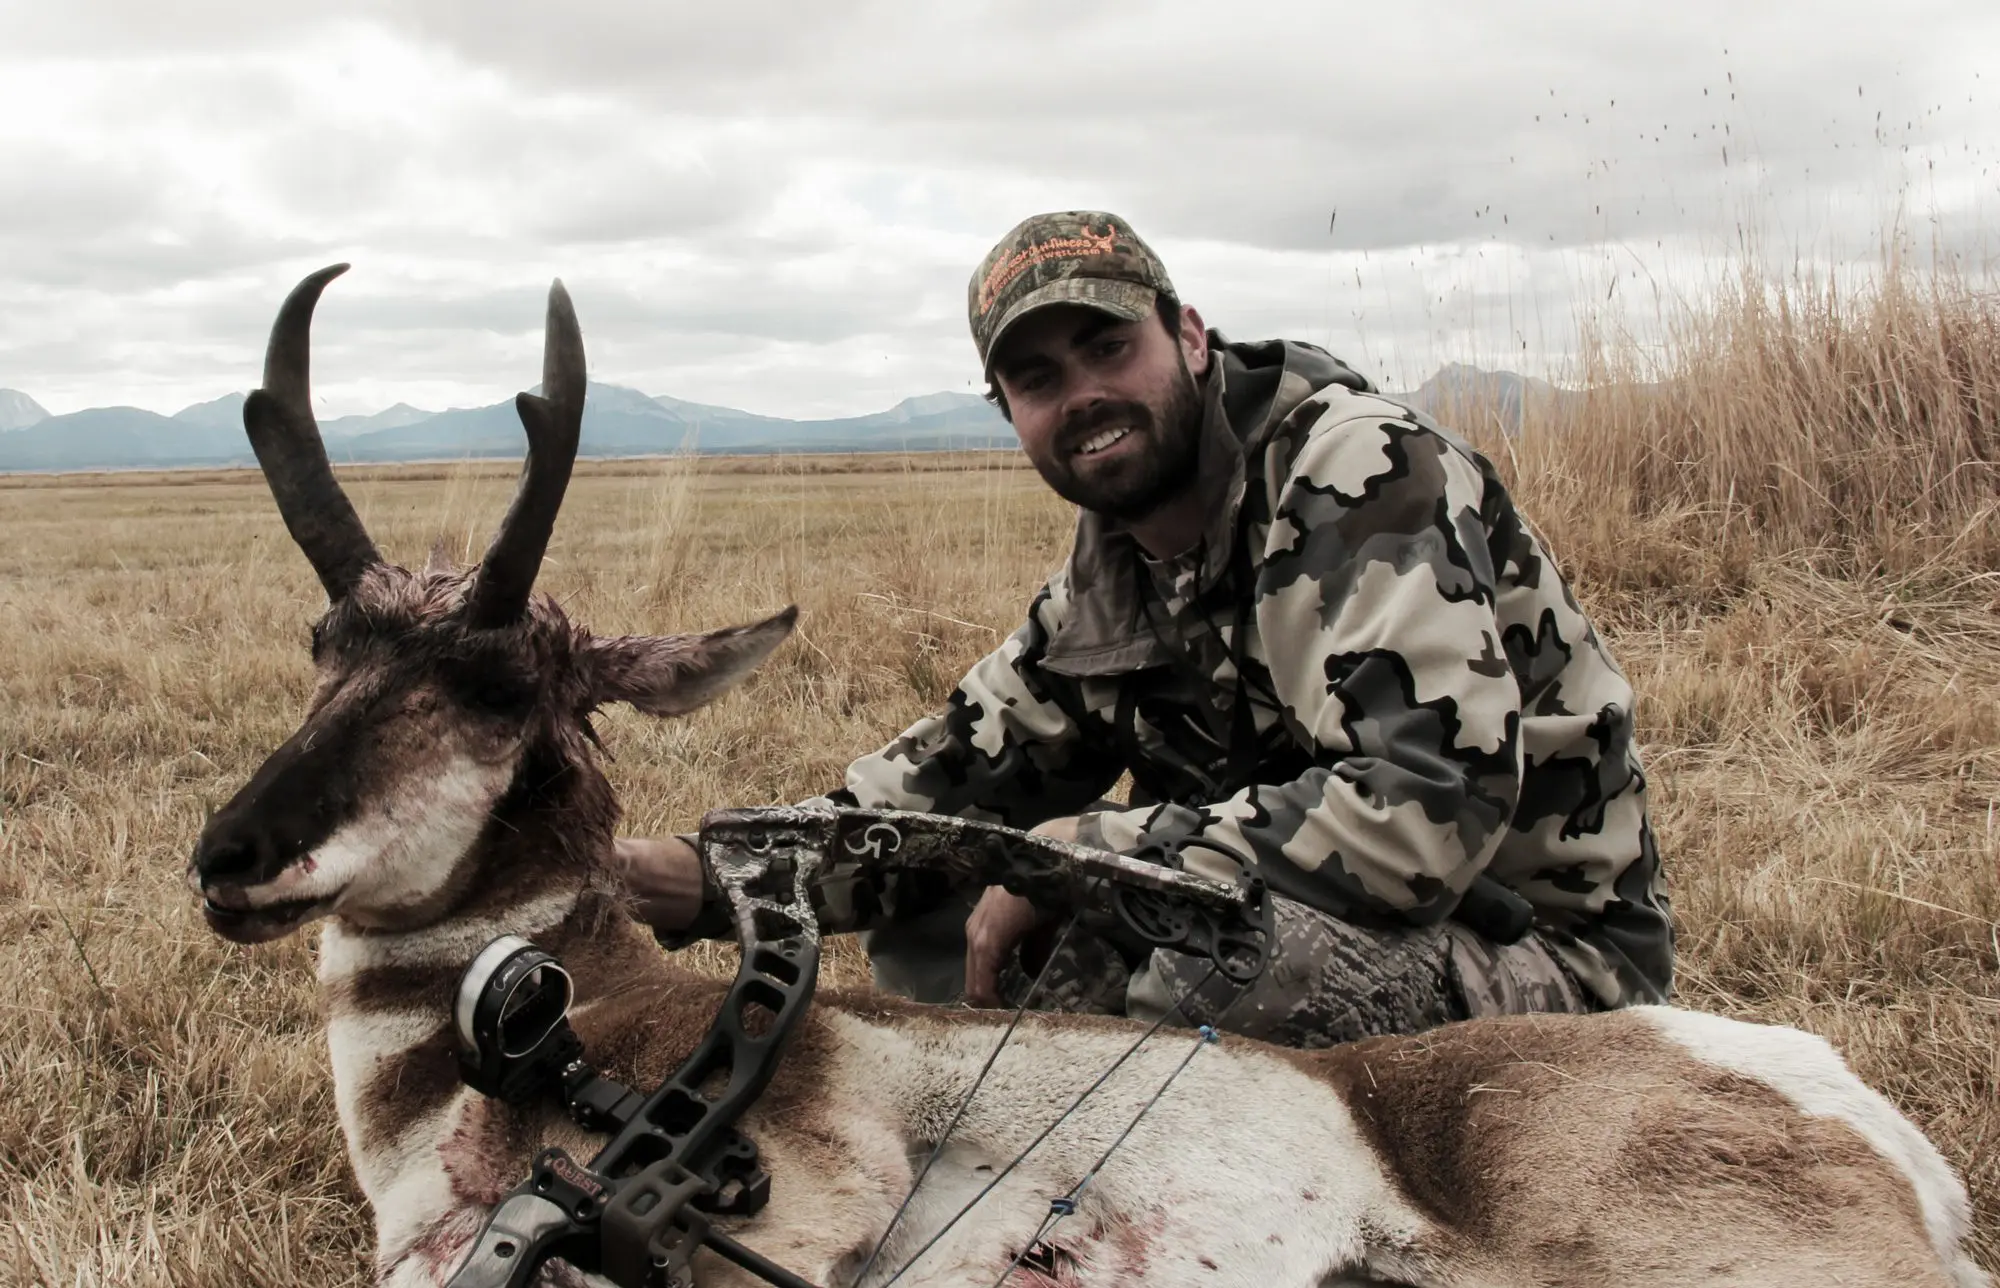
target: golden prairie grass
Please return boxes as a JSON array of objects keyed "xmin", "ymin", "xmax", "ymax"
[{"xmin": 2, "ymin": 261, "xmax": 1997, "ymax": 1283}]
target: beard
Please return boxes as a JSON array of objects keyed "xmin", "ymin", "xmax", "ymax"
[{"xmin": 1029, "ymin": 354, "xmax": 1204, "ymax": 523}]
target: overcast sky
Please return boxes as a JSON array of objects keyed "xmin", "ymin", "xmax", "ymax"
[{"xmin": 3, "ymin": 0, "xmax": 1996, "ymax": 419}]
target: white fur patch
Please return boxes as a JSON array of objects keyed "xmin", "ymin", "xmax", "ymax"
[
  {"xmin": 1642, "ymin": 1006, "xmax": 1988, "ymax": 1287},
  {"xmin": 322, "ymin": 1009, "xmax": 466, "ymax": 1257},
  {"xmin": 254, "ymin": 752, "xmax": 514, "ymax": 916},
  {"xmin": 318, "ymin": 888, "xmax": 581, "ymax": 980},
  {"xmin": 811, "ymin": 1012, "xmax": 1429, "ymax": 1286},
  {"xmin": 368, "ymin": 1100, "xmax": 468, "ymax": 1263}
]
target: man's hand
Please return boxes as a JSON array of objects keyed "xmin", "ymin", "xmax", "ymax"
[
  {"xmin": 612, "ymin": 835, "xmax": 706, "ymax": 933},
  {"xmin": 962, "ymin": 816, "xmax": 1079, "ymax": 1007}
]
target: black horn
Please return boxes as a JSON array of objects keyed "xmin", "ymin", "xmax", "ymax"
[
  {"xmin": 242, "ymin": 263, "xmax": 381, "ymax": 600},
  {"xmin": 464, "ymin": 280, "xmax": 586, "ymax": 629}
]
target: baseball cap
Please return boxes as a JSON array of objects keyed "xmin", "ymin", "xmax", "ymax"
[{"xmin": 968, "ymin": 211, "xmax": 1177, "ymax": 371}]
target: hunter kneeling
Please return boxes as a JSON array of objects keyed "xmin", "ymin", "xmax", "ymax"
[{"xmin": 621, "ymin": 211, "xmax": 1673, "ymax": 1049}]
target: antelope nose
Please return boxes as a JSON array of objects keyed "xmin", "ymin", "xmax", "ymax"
[{"xmin": 195, "ymin": 835, "xmax": 264, "ymax": 884}]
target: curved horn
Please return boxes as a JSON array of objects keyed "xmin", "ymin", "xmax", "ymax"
[
  {"xmin": 463, "ymin": 280, "xmax": 586, "ymax": 629},
  {"xmin": 242, "ymin": 263, "xmax": 381, "ymax": 600}
]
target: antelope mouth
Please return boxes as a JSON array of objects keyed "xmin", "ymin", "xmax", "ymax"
[{"xmin": 201, "ymin": 892, "xmax": 332, "ymax": 943}]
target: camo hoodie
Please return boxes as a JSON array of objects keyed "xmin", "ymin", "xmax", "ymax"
[{"xmin": 830, "ymin": 334, "xmax": 1673, "ymax": 1008}]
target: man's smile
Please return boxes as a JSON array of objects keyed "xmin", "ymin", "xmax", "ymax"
[{"xmin": 1075, "ymin": 424, "xmax": 1135, "ymax": 457}]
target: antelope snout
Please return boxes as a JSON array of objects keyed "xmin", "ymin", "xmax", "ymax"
[
  {"xmin": 188, "ymin": 816, "xmax": 337, "ymax": 944},
  {"xmin": 188, "ymin": 818, "xmax": 290, "ymax": 890}
]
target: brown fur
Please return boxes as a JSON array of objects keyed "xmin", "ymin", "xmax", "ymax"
[
  {"xmin": 1300, "ymin": 1011, "xmax": 1952, "ymax": 1285},
  {"xmin": 325, "ymin": 962, "xmax": 462, "ymax": 1016},
  {"xmin": 359, "ymin": 1025, "xmax": 466, "ymax": 1151}
]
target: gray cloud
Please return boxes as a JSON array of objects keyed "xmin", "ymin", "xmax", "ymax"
[{"xmin": 2, "ymin": 0, "xmax": 1996, "ymax": 417}]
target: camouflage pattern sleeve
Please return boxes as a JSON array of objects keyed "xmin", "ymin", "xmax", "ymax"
[
  {"xmin": 831, "ymin": 576, "xmax": 1124, "ymax": 829},
  {"xmin": 1075, "ymin": 412, "xmax": 1524, "ymax": 925}
]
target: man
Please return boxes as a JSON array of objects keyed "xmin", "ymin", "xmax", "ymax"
[{"xmin": 623, "ymin": 211, "xmax": 1673, "ymax": 1047}]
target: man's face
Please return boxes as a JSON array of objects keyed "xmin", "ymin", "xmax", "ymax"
[{"xmin": 990, "ymin": 302, "xmax": 1210, "ymax": 523}]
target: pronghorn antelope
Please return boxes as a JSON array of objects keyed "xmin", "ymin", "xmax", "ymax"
[{"xmin": 189, "ymin": 265, "xmax": 1988, "ymax": 1288}]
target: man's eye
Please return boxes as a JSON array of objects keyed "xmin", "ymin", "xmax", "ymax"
[
  {"xmin": 1092, "ymin": 337, "xmax": 1129, "ymax": 359},
  {"xmin": 1017, "ymin": 370, "xmax": 1054, "ymax": 394}
]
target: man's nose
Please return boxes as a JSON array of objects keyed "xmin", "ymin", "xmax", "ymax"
[{"xmin": 1058, "ymin": 375, "xmax": 1110, "ymax": 423}]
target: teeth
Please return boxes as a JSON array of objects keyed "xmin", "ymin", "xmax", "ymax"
[{"xmin": 1078, "ymin": 426, "xmax": 1131, "ymax": 455}]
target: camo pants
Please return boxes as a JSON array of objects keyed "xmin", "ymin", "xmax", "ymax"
[{"xmin": 863, "ymin": 891, "xmax": 1593, "ymax": 1050}]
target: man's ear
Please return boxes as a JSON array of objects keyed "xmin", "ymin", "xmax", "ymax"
[
  {"xmin": 581, "ymin": 606, "xmax": 797, "ymax": 716},
  {"xmin": 1178, "ymin": 304, "xmax": 1210, "ymax": 379}
]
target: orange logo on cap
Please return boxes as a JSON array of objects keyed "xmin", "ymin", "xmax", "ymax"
[{"xmin": 977, "ymin": 224, "xmax": 1120, "ymax": 317}]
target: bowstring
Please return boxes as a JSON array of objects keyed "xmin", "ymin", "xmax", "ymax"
[
  {"xmin": 847, "ymin": 911, "xmax": 1082, "ymax": 1288},
  {"xmin": 878, "ymin": 961, "xmax": 1223, "ymax": 1288},
  {"xmin": 980, "ymin": 1021, "xmax": 1220, "ymax": 1288}
]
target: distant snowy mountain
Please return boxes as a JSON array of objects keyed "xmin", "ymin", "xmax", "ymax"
[
  {"xmin": 0, "ymin": 389, "xmax": 49, "ymax": 432},
  {"xmin": 573, "ymin": 382, "xmax": 678, "ymax": 420},
  {"xmin": 876, "ymin": 392, "xmax": 991, "ymax": 423},
  {"xmin": 323, "ymin": 381, "xmax": 1013, "ymax": 464},
  {"xmin": 322, "ymin": 403, "xmax": 437, "ymax": 438},
  {"xmin": 0, "ymin": 405, "xmax": 240, "ymax": 470},
  {"xmin": 168, "ymin": 394, "xmax": 442, "ymax": 439},
  {"xmin": 649, "ymin": 392, "xmax": 784, "ymax": 424},
  {"xmin": 1390, "ymin": 363, "xmax": 1574, "ymax": 436},
  {"xmin": 172, "ymin": 392, "xmax": 248, "ymax": 429}
]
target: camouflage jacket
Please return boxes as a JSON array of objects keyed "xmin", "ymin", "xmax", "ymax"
[{"xmin": 829, "ymin": 335, "xmax": 1673, "ymax": 1008}]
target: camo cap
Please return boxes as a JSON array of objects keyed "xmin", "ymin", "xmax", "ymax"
[{"xmin": 968, "ymin": 211, "xmax": 1177, "ymax": 371}]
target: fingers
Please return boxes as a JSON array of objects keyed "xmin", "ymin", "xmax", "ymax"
[
  {"xmin": 963, "ymin": 887, "xmax": 1040, "ymax": 1008},
  {"xmin": 964, "ymin": 818, "xmax": 1079, "ymax": 1004},
  {"xmin": 964, "ymin": 910, "xmax": 1004, "ymax": 1008}
]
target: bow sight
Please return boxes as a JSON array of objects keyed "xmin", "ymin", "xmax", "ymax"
[
  {"xmin": 444, "ymin": 811, "xmax": 829, "ymax": 1288},
  {"xmin": 444, "ymin": 804, "xmax": 1276, "ymax": 1288},
  {"xmin": 454, "ymin": 935, "xmax": 585, "ymax": 1105}
]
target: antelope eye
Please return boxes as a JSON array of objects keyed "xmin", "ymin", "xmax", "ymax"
[{"xmin": 438, "ymin": 655, "xmax": 536, "ymax": 720}]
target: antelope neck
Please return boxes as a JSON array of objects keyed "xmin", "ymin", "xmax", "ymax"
[{"xmin": 312, "ymin": 809, "xmax": 656, "ymax": 1265}]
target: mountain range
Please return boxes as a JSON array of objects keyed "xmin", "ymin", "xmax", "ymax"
[
  {"xmin": 0, "ymin": 384, "xmax": 1017, "ymax": 472},
  {"xmin": 0, "ymin": 364, "xmax": 1560, "ymax": 473}
]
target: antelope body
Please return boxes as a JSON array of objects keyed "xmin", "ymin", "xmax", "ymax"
[{"xmin": 190, "ymin": 267, "xmax": 1989, "ymax": 1288}]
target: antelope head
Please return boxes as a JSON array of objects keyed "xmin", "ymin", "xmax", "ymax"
[{"xmin": 190, "ymin": 265, "xmax": 794, "ymax": 944}]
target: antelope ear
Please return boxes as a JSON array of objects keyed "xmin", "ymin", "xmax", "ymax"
[{"xmin": 581, "ymin": 606, "xmax": 797, "ymax": 716}]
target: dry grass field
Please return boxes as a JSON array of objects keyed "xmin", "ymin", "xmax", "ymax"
[{"xmin": 3, "ymin": 263, "xmax": 1997, "ymax": 1283}]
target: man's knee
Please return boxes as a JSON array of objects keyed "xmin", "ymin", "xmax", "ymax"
[
  {"xmin": 1129, "ymin": 898, "xmax": 1593, "ymax": 1049},
  {"xmin": 861, "ymin": 883, "xmax": 1592, "ymax": 1047},
  {"xmin": 1442, "ymin": 923, "xmax": 1593, "ymax": 1019},
  {"xmin": 1128, "ymin": 897, "xmax": 1459, "ymax": 1048}
]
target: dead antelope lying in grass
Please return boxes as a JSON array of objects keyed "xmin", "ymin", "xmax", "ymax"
[{"xmin": 188, "ymin": 266, "xmax": 1988, "ymax": 1288}]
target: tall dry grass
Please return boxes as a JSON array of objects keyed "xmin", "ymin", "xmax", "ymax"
[
  {"xmin": 1477, "ymin": 257, "xmax": 2000, "ymax": 1270},
  {"xmin": 1, "ymin": 258, "xmax": 1996, "ymax": 1283},
  {"xmin": 1525, "ymin": 260, "xmax": 2000, "ymax": 581}
]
